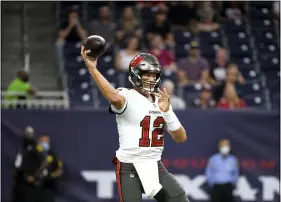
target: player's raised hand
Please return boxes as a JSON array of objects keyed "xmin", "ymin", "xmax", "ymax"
[
  {"xmin": 80, "ymin": 46, "xmax": 98, "ymax": 70},
  {"xmin": 154, "ymin": 88, "xmax": 170, "ymax": 112}
]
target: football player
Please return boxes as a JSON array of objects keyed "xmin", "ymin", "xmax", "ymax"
[{"xmin": 81, "ymin": 46, "xmax": 189, "ymax": 202}]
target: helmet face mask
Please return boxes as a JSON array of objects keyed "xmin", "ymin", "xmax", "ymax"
[{"xmin": 128, "ymin": 53, "xmax": 162, "ymax": 93}]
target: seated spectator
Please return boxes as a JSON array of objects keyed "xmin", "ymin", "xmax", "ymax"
[
  {"xmin": 148, "ymin": 35, "xmax": 176, "ymax": 71},
  {"xmin": 197, "ymin": 2, "xmax": 220, "ymax": 32},
  {"xmin": 217, "ymin": 84, "xmax": 246, "ymax": 109},
  {"xmin": 88, "ymin": 6, "xmax": 116, "ymax": 45},
  {"xmin": 5, "ymin": 71, "xmax": 36, "ymax": 108},
  {"xmin": 213, "ymin": 64, "xmax": 245, "ymax": 101},
  {"xmin": 115, "ymin": 7, "xmax": 142, "ymax": 48},
  {"xmin": 193, "ymin": 84, "xmax": 216, "ymax": 109},
  {"xmin": 211, "ymin": 48, "xmax": 245, "ymax": 84},
  {"xmin": 211, "ymin": 48, "xmax": 229, "ymax": 82},
  {"xmin": 177, "ymin": 41, "xmax": 211, "ymax": 86},
  {"xmin": 56, "ymin": 9, "xmax": 87, "ymax": 68},
  {"xmin": 146, "ymin": 9, "xmax": 174, "ymax": 47},
  {"xmin": 115, "ymin": 37, "xmax": 140, "ymax": 72},
  {"xmin": 161, "ymin": 80, "xmax": 186, "ymax": 110},
  {"xmin": 223, "ymin": 2, "xmax": 246, "ymax": 21}
]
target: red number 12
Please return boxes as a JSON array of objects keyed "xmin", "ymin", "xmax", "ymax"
[{"xmin": 139, "ymin": 116, "xmax": 165, "ymax": 147}]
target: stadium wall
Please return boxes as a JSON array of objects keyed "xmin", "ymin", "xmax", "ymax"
[{"xmin": 1, "ymin": 109, "xmax": 280, "ymax": 202}]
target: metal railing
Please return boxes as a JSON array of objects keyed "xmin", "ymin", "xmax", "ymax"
[{"xmin": 1, "ymin": 91, "xmax": 70, "ymax": 109}]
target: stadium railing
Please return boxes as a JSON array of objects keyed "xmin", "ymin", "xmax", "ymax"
[{"xmin": 1, "ymin": 91, "xmax": 70, "ymax": 109}]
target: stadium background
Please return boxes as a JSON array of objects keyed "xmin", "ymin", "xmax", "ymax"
[{"xmin": 1, "ymin": 1, "xmax": 280, "ymax": 202}]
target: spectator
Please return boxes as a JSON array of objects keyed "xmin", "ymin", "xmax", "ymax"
[
  {"xmin": 217, "ymin": 83, "xmax": 247, "ymax": 109},
  {"xmin": 57, "ymin": 9, "xmax": 87, "ymax": 43},
  {"xmin": 205, "ymin": 139, "xmax": 239, "ymax": 202},
  {"xmin": 193, "ymin": 84, "xmax": 216, "ymax": 109},
  {"xmin": 146, "ymin": 9, "xmax": 174, "ymax": 47},
  {"xmin": 161, "ymin": 80, "xmax": 186, "ymax": 110},
  {"xmin": 5, "ymin": 70, "xmax": 36, "ymax": 108},
  {"xmin": 213, "ymin": 64, "xmax": 245, "ymax": 101},
  {"xmin": 39, "ymin": 135, "xmax": 64, "ymax": 202},
  {"xmin": 211, "ymin": 48, "xmax": 245, "ymax": 84},
  {"xmin": 211, "ymin": 48, "xmax": 230, "ymax": 82},
  {"xmin": 148, "ymin": 35, "xmax": 176, "ymax": 71},
  {"xmin": 177, "ymin": 41, "xmax": 211, "ymax": 86},
  {"xmin": 115, "ymin": 37, "xmax": 140, "ymax": 72},
  {"xmin": 197, "ymin": 2, "xmax": 220, "ymax": 32},
  {"xmin": 56, "ymin": 9, "xmax": 87, "ymax": 68},
  {"xmin": 88, "ymin": 6, "xmax": 116, "ymax": 45},
  {"xmin": 115, "ymin": 7, "xmax": 142, "ymax": 48}
]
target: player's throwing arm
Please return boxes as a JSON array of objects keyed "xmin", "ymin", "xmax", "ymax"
[{"xmin": 80, "ymin": 46, "xmax": 126, "ymax": 110}]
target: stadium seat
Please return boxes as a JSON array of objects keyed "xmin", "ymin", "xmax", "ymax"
[
  {"xmin": 244, "ymin": 94, "xmax": 266, "ymax": 108},
  {"xmin": 239, "ymin": 68, "xmax": 261, "ymax": 81},
  {"xmin": 224, "ymin": 20, "xmax": 247, "ymax": 33},
  {"xmin": 236, "ymin": 83, "xmax": 263, "ymax": 97},
  {"xmin": 174, "ymin": 31, "xmax": 194, "ymax": 45}
]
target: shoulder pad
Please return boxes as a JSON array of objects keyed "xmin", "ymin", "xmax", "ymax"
[{"xmin": 36, "ymin": 145, "xmax": 43, "ymax": 152}]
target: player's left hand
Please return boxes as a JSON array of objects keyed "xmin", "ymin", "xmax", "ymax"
[{"xmin": 154, "ymin": 88, "xmax": 170, "ymax": 112}]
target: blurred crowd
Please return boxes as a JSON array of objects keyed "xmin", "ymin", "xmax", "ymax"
[{"xmin": 54, "ymin": 1, "xmax": 278, "ymax": 110}]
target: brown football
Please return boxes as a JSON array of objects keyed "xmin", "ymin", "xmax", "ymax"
[{"xmin": 84, "ymin": 35, "xmax": 107, "ymax": 59}]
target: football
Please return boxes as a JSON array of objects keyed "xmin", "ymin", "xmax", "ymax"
[{"xmin": 84, "ymin": 35, "xmax": 107, "ymax": 60}]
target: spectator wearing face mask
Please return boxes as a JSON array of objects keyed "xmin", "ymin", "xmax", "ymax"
[
  {"xmin": 205, "ymin": 139, "xmax": 239, "ymax": 202},
  {"xmin": 38, "ymin": 135, "xmax": 64, "ymax": 202}
]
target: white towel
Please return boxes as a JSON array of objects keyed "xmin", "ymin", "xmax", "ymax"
[{"xmin": 133, "ymin": 161, "xmax": 162, "ymax": 198}]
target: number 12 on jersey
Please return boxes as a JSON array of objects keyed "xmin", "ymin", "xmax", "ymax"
[{"xmin": 139, "ymin": 116, "xmax": 165, "ymax": 147}]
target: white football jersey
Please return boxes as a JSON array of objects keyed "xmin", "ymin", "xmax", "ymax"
[{"xmin": 110, "ymin": 88, "xmax": 168, "ymax": 163}]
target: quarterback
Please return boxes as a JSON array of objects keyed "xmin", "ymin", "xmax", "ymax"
[{"xmin": 81, "ymin": 46, "xmax": 189, "ymax": 202}]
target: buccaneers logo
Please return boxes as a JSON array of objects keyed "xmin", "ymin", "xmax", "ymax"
[{"xmin": 130, "ymin": 55, "xmax": 143, "ymax": 67}]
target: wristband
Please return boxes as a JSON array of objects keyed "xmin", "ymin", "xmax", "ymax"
[{"xmin": 162, "ymin": 108, "xmax": 181, "ymax": 131}]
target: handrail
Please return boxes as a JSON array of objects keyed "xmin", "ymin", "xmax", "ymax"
[
  {"xmin": 1, "ymin": 91, "xmax": 70, "ymax": 109},
  {"xmin": 1, "ymin": 91, "xmax": 66, "ymax": 97}
]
